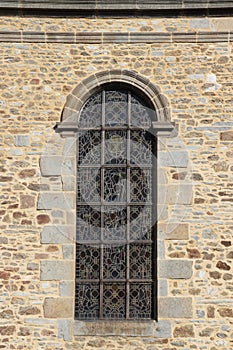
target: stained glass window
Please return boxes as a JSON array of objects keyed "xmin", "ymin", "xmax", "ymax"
[{"xmin": 75, "ymin": 86, "xmax": 156, "ymax": 320}]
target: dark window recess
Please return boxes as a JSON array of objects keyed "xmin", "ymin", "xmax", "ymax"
[{"xmin": 75, "ymin": 88, "xmax": 156, "ymax": 320}]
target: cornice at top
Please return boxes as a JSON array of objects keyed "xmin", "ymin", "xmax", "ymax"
[{"xmin": 1, "ymin": 1, "xmax": 233, "ymax": 16}]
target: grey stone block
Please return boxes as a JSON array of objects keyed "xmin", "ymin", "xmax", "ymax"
[
  {"xmin": 158, "ymin": 297, "xmax": 193, "ymax": 318},
  {"xmin": 157, "ymin": 240, "xmax": 165, "ymax": 259},
  {"xmin": 58, "ymin": 320, "xmax": 72, "ymax": 341},
  {"xmin": 41, "ymin": 225, "xmax": 75, "ymax": 244},
  {"xmin": 40, "ymin": 156, "xmax": 75, "ymax": 177},
  {"xmin": 38, "ymin": 192, "xmax": 75, "ymax": 210},
  {"xmin": 15, "ymin": 135, "xmax": 30, "ymax": 147},
  {"xmin": 158, "ymin": 279, "xmax": 168, "ymax": 297},
  {"xmin": 40, "ymin": 156, "xmax": 63, "ymax": 176},
  {"xmin": 166, "ymin": 185, "xmax": 193, "ymax": 205},
  {"xmin": 158, "ymin": 223, "xmax": 189, "ymax": 240},
  {"xmin": 155, "ymin": 320, "xmax": 172, "ymax": 338},
  {"xmin": 159, "ymin": 260, "xmax": 193, "ymax": 279},
  {"xmin": 46, "ymin": 32, "xmax": 75, "ymax": 43},
  {"xmin": 41, "ymin": 261, "xmax": 73, "ymax": 281},
  {"xmin": 62, "ymin": 245, "xmax": 74, "ymax": 259},
  {"xmin": 44, "ymin": 297, "xmax": 73, "ymax": 318},
  {"xmin": 60, "ymin": 281, "xmax": 74, "ymax": 297},
  {"xmin": 159, "ymin": 151, "xmax": 189, "ymax": 168},
  {"xmin": 74, "ymin": 320, "xmax": 155, "ymax": 336},
  {"xmin": 62, "ymin": 176, "xmax": 76, "ymax": 191}
]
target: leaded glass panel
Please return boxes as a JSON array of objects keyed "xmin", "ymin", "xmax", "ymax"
[{"xmin": 76, "ymin": 87, "xmax": 156, "ymax": 320}]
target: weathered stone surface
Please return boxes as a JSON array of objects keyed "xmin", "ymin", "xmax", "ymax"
[
  {"xmin": 20, "ymin": 194, "xmax": 35, "ymax": 209},
  {"xmin": 60, "ymin": 281, "xmax": 74, "ymax": 297},
  {"xmin": 74, "ymin": 320, "xmax": 155, "ymax": 336},
  {"xmin": 216, "ymin": 261, "xmax": 231, "ymax": 270},
  {"xmin": 40, "ymin": 155, "xmax": 76, "ymax": 176},
  {"xmin": 41, "ymin": 225, "xmax": 75, "ymax": 243},
  {"xmin": 44, "ymin": 298, "xmax": 73, "ymax": 318},
  {"xmin": 220, "ymin": 131, "xmax": 233, "ymax": 141},
  {"xmin": 19, "ymin": 306, "xmax": 40, "ymax": 315},
  {"xmin": 159, "ymin": 260, "xmax": 193, "ymax": 279},
  {"xmin": 187, "ymin": 248, "xmax": 201, "ymax": 259},
  {"xmin": 218, "ymin": 308, "xmax": 233, "ymax": 317},
  {"xmin": 174, "ymin": 325, "xmax": 195, "ymax": 337},
  {"xmin": 0, "ymin": 325, "xmax": 16, "ymax": 336},
  {"xmin": 166, "ymin": 185, "xmax": 193, "ymax": 205},
  {"xmin": 0, "ymin": 309, "xmax": 13, "ymax": 319},
  {"xmin": 158, "ymin": 151, "xmax": 189, "ymax": 168},
  {"xmin": 40, "ymin": 156, "xmax": 63, "ymax": 176},
  {"xmin": 41, "ymin": 260, "xmax": 74, "ymax": 280},
  {"xmin": 15, "ymin": 135, "xmax": 30, "ymax": 147},
  {"xmin": 158, "ymin": 223, "xmax": 189, "ymax": 240},
  {"xmin": 158, "ymin": 297, "xmax": 193, "ymax": 318},
  {"xmin": 58, "ymin": 319, "xmax": 72, "ymax": 341},
  {"xmin": 37, "ymin": 214, "xmax": 50, "ymax": 224},
  {"xmin": 38, "ymin": 192, "xmax": 75, "ymax": 209},
  {"xmin": 19, "ymin": 169, "xmax": 36, "ymax": 178},
  {"xmin": 155, "ymin": 320, "xmax": 172, "ymax": 338}
]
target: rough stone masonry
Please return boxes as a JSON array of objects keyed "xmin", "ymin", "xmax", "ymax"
[{"xmin": 0, "ymin": 8, "xmax": 233, "ymax": 350}]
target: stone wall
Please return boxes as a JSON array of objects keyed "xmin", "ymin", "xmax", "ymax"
[{"xmin": 0, "ymin": 15, "xmax": 233, "ymax": 350}]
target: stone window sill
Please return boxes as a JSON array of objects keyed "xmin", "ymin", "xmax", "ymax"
[{"xmin": 74, "ymin": 320, "xmax": 171, "ymax": 337}]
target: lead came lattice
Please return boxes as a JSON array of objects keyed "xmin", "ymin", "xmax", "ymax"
[{"xmin": 76, "ymin": 88, "xmax": 156, "ymax": 320}]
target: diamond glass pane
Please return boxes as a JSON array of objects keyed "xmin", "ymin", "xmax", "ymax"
[
  {"xmin": 129, "ymin": 244, "xmax": 152, "ymax": 279},
  {"xmin": 130, "ymin": 206, "xmax": 152, "ymax": 240},
  {"xmin": 78, "ymin": 130, "xmax": 101, "ymax": 165},
  {"xmin": 130, "ymin": 168, "xmax": 151, "ymax": 203},
  {"xmin": 105, "ymin": 90, "xmax": 127, "ymax": 126},
  {"xmin": 76, "ymin": 244, "xmax": 100, "ymax": 279},
  {"xmin": 103, "ymin": 206, "xmax": 127, "ymax": 241},
  {"xmin": 75, "ymin": 284, "xmax": 99, "ymax": 319},
  {"xmin": 130, "ymin": 130, "xmax": 153, "ymax": 166},
  {"xmin": 79, "ymin": 92, "xmax": 102, "ymax": 128},
  {"xmin": 129, "ymin": 283, "xmax": 152, "ymax": 319},
  {"xmin": 77, "ymin": 168, "xmax": 100, "ymax": 203},
  {"xmin": 103, "ymin": 283, "xmax": 126, "ymax": 319},
  {"xmin": 77, "ymin": 206, "xmax": 101, "ymax": 241},
  {"xmin": 103, "ymin": 245, "xmax": 126, "ymax": 279},
  {"xmin": 131, "ymin": 95, "xmax": 152, "ymax": 128},
  {"xmin": 103, "ymin": 168, "xmax": 127, "ymax": 203},
  {"xmin": 105, "ymin": 130, "xmax": 127, "ymax": 164}
]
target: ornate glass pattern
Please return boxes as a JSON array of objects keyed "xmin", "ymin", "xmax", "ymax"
[
  {"xmin": 75, "ymin": 284, "xmax": 100, "ymax": 319},
  {"xmin": 77, "ymin": 168, "xmax": 100, "ymax": 203},
  {"xmin": 78, "ymin": 130, "xmax": 101, "ymax": 165},
  {"xmin": 105, "ymin": 131, "xmax": 127, "ymax": 164},
  {"xmin": 103, "ymin": 246, "xmax": 126, "ymax": 279},
  {"xmin": 130, "ymin": 168, "xmax": 151, "ymax": 203},
  {"xmin": 130, "ymin": 130, "xmax": 152, "ymax": 165},
  {"xmin": 129, "ymin": 283, "xmax": 152, "ymax": 319},
  {"xmin": 129, "ymin": 244, "xmax": 152, "ymax": 279},
  {"xmin": 103, "ymin": 168, "xmax": 127, "ymax": 203},
  {"xmin": 103, "ymin": 283, "xmax": 126, "ymax": 319},
  {"xmin": 105, "ymin": 90, "xmax": 128, "ymax": 126},
  {"xmin": 77, "ymin": 206, "xmax": 101, "ymax": 241},
  {"xmin": 76, "ymin": 244, "xmax": 100, "ymax": 279},
  {"xmin": 79, "ymin": 93, "xmax": 102, "ymax": 128},
  {"xmin": 131, "ymin": 95, "xmax": 151, "ymax": 128},
  {"xmin": 76, "ymin": 87, "xmax": 155, "ymax": 320},
  {"xmin": 103, "ymin": 206, "xmax": 127, "ymax": 241},
  {"xmin": 130, "ymin": 206, "xmax": 152, "ymax": 240}
]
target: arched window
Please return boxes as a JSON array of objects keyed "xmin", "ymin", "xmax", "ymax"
[{"xmin": 75, "ymin": 84, "xmax": 157, "ymax": 320}]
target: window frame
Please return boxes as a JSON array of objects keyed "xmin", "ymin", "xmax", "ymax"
[{"xmin": 75, "ymin": 85, "xmax": 157, "ymax": 321}]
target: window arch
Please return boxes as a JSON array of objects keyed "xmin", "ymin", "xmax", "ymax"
[{"xmin": 75, "ymin": 84, "xmax": 157, "ymax": 320}]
